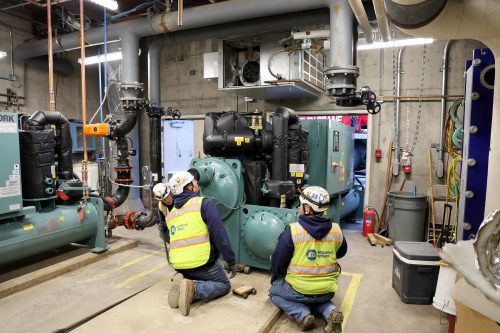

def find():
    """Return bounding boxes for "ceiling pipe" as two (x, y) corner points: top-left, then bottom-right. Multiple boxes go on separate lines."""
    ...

(372, 0), (390, 41)
(437, 40), (451, 179)
(348, 0), (374, 43)
(15, 0), (328, 61)
(383, 0), (500, 213)
(325, 0), (359, 97)
(148, 9), (331, 103)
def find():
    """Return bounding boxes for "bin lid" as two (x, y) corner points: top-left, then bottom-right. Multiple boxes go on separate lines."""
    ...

(394, 241), (439, 261)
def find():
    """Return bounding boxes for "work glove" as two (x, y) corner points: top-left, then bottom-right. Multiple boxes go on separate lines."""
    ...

(227, 265), (237, 279)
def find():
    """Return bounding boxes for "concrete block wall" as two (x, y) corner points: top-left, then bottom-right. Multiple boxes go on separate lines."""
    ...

(139, 36), (485, 213)
(0, 12), (102, 160)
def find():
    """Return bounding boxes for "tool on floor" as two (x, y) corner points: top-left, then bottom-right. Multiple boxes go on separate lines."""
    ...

(232, 285), (257, 299)
(438, 203), (453, 248)
(225, 263), (253, 274)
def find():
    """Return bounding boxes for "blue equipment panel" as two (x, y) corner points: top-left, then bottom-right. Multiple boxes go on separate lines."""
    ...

(69, 121), (96, 153)
(460, 48), (494, 240)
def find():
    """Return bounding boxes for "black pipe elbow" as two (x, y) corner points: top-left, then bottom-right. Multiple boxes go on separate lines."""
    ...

(110, 108), (138, 139)
(273, 106), (299, 125)
(105, 185), (130, 209)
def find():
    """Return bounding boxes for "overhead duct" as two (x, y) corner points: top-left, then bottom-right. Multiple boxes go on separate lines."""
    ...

(148, 9), (331, 104)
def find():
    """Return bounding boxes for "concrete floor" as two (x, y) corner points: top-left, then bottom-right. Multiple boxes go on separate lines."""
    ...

(0, 223), (449, 333)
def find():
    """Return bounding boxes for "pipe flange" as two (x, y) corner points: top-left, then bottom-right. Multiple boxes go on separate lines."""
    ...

(117, 81), (144, 106)
(325, 66), (359, 97)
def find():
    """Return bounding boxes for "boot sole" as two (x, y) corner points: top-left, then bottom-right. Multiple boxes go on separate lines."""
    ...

(179, 279), (190, 316)
(168, 274), (183, 308)
(325, 310), (344, 333)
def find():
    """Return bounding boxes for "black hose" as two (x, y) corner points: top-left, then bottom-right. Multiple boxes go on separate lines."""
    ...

(26, 110), (73, 180)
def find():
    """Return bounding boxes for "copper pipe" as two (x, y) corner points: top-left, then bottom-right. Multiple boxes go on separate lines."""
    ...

(25, 0), (71, 7)
(79, 0), (88, 162)
(47, 0), (55, 111)
(178, 0), (183, 26)
(380, 94), (462, 101)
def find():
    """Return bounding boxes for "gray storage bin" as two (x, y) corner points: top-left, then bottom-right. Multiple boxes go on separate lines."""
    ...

(392, 241), (440, 304)
(387, 191), (428, 242)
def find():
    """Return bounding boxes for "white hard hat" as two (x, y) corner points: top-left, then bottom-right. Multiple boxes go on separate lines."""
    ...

(299, 186), (330, 213)
(169, 171), (194, 195)
(152, 182), (171, 200)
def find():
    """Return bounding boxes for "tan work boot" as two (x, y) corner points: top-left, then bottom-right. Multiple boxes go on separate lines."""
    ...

(298, 314), (315, 331)
(324, 309), (344, 333)
(179, 279), (195, 316)
(168, 273), (184, 308)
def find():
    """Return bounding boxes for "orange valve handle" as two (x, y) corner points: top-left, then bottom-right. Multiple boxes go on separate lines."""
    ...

(83, 123), (110, 137)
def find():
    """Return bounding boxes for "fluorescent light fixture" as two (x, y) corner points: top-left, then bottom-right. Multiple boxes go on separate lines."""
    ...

(357, 38), (435, 51)
(88, 0), (118, 11)
(0, 51), (7, 59)
(78, 51), (122, 65)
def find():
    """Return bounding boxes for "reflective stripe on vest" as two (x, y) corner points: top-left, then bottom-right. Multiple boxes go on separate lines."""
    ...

(166, 197), (210, 269)
(285, 222), (343, 295)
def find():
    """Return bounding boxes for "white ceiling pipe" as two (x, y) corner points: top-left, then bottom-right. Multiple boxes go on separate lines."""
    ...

(292, 30), (330, 40)
(384, 0), (500, 213)
(372, 0), (390, 41)
(348, 0), (374, 43)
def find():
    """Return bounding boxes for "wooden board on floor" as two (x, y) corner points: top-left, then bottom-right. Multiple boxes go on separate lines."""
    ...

(373, 233), (393, 246)
(367, 234), (379, 246)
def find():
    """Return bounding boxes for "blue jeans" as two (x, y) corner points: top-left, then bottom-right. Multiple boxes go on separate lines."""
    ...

(182, 261), (231, 302)
(269, 278), (338, 323)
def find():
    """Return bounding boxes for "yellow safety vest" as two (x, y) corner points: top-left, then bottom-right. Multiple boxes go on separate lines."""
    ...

(285, 222), (343, 295)
(158, 201), (170, 218)
(165, 197), (210, 270)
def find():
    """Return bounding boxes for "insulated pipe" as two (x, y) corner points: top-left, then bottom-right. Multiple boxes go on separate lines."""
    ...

(393, 47), (404, 176)
(372, 0), (390, 41)
(437, 40), (451, 178)
(292, 30), (330, 40)
(348, 0), (374, 43)
(26, 110), (73, 180)
(383, 0), (500, 216)
(15, 0), (327, 61)
(147, 9), (331, 103)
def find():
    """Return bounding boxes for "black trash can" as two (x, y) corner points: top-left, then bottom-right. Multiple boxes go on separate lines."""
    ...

(392, 241), (440, 304)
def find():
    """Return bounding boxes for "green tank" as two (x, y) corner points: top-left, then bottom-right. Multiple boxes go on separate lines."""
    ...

(192, 157), (297, 270)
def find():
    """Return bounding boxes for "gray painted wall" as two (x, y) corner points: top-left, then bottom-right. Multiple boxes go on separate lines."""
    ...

(139, 36), (485, 214)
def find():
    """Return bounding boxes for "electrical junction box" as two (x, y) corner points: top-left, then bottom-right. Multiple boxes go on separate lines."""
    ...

(0, 112), (23, 217)
(217, 33), (326, 100)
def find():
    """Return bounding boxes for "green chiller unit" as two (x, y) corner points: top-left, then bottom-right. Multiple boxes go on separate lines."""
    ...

(0, 111), (106, 267)
(193, 110), (360, 270)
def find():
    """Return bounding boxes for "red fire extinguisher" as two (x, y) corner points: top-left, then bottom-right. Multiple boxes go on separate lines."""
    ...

(362, 207), (377, 237)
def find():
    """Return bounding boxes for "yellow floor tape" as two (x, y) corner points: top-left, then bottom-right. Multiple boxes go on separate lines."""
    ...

(85, 250), (163, 282)
(113, 262), (168, 289)
(339, 271), (363, 331)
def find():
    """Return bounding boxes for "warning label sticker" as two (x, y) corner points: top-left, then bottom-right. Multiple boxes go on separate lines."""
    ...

(0, 122), (17, 133)
(0, 164), (21, 198)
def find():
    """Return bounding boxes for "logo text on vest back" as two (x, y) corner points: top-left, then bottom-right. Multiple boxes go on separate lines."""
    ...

(306, 249), (317, 261)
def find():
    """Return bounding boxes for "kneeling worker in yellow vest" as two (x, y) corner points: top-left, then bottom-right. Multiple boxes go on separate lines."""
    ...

(166, 170), (237, 316)
(269, 186), (347, 333)
(152, 182), (174, 242)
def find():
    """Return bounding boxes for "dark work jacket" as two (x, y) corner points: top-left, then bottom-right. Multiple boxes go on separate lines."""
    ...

(168, 190), (236, 272)
(270, 215), (347, 283)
